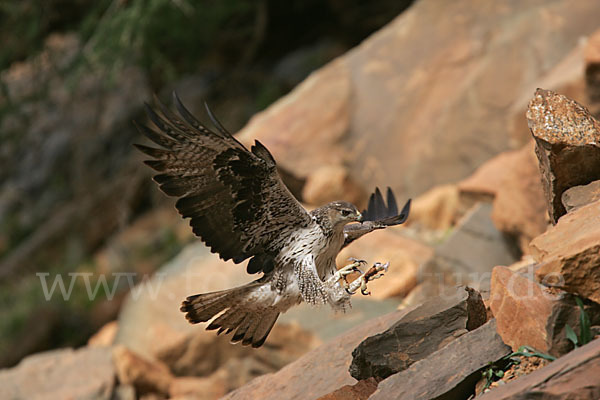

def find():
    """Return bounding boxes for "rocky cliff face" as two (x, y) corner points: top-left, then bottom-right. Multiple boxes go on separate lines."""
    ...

(2, 1), (600, 399)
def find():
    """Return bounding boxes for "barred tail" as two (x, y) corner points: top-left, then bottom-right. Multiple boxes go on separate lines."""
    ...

(180, 282), (280, 348)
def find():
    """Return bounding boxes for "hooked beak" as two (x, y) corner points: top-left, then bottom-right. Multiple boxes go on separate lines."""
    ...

(356, 212), (363, 222)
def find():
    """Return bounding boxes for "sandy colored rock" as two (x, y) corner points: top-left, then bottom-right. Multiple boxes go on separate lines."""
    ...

(337, 229), (433, 299)
(407, 184), (460, 231)
(479, 338), (600, 400)
(115, 243), (254, 360)
(530, 200), (600, 303)
(561, 179), (600, 213)
(112, 345), (173, 396)
(169, 372), (228, 400)
(237, 0), (600, 201)
(0, 347), (115, 400)
(491, 141), (548, 252)
(458, 152), (513, 198)
(527, 89), (600, 223)
(317, 378), (378, 400)
(489, 266), (600, 357)
(88, 320), (119, 347)
(396, 280), (444, 310)
(302, 165), (366, 206)
(458, 141), (547, 253)
(425, 203), (518, 291)
(222, 309), (410, 400)
(156, 321), (320, 378)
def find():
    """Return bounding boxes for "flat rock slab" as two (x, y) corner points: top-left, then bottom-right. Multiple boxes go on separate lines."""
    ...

(479, 338), (600, 400)
(370, 319), (510, 400)
(527, 88), (600, 223)
(425, 202), (518, 290)
(561, 179), (600, 213)
(350, 286), (487, 380)
(222, 309), (411, 400)
(530, 200), (600, 304)
(0, 347), (115, 400)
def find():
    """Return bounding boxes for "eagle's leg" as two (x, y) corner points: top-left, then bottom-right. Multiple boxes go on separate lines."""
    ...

(346, 262), (389, 296)
(328, 258), (366, 289)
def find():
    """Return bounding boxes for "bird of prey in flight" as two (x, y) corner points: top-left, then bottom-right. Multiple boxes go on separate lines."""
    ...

(135, 94), (411, 347)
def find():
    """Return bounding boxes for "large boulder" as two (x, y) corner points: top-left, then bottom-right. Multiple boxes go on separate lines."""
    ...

(237, 0), (600, 201)
(530, 199), (600, 304)
(0, 347), (115, 400)
(527, 89), (600, 223)
(489, 265), (600, 357)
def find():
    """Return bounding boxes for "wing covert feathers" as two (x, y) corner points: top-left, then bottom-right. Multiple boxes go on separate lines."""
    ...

(135, 93), (311, 272)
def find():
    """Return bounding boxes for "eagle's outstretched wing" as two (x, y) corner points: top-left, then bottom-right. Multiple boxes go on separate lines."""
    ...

(135, 93), (312, 273)
(343, 187), (411, 247)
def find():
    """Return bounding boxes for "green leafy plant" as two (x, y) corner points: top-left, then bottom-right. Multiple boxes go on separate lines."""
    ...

(481, 345), (555, 391)
(565, 297), (592, 349)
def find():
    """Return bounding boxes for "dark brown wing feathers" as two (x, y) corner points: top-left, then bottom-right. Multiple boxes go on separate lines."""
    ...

(135, 93), (311, 271)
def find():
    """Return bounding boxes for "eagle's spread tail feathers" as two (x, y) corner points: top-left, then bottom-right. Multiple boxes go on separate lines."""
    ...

(180, 283), (279, 348)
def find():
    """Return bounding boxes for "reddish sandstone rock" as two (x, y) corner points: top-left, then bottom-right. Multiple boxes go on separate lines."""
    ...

(316, 378), (378, 400)
(527, 89), (600, 223)
(530, 200), (600, 303)
(489, 266), (600, 357)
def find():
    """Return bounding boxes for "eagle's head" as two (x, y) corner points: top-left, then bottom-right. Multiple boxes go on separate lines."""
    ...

(326, 201), (362, 226)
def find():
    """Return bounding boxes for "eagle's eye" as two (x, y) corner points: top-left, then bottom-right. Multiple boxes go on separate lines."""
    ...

(341, 209), (352, 217)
